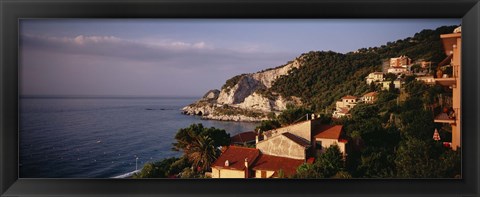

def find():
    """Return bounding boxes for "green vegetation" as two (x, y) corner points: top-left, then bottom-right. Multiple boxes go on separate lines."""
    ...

(135, 124), (230, 178)
(268, 26), (456, 113)
(337, 78), (459, 178)
(292, 145), (346, 178)
(255, 119), (281, 132)
(221, 74), (247, 91)
(213, 105), (265, 118)
(277, 105), (313, 126)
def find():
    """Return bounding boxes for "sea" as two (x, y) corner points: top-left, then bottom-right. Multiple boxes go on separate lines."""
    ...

(19, 96), (258, 178)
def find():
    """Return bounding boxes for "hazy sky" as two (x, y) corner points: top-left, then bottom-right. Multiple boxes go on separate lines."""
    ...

(20, 19), (460, 97)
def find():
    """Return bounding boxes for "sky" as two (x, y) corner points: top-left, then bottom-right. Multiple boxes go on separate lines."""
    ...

(20, 19), (461, 97)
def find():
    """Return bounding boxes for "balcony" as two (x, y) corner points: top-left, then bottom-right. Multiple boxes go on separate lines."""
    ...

(434, 107), (458, 125)
(434, 63), (458, 88)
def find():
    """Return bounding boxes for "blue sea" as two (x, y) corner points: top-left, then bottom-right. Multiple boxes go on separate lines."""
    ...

(19, 96), (257, 178)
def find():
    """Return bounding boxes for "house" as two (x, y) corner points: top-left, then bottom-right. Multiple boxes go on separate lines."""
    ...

(365, 72), (384, 85)
(252, 154), (305, 178)
(256, 132), (310, 160)
(211, 118), (349, 178)
(332, 95), (359, 118)
(211, 145), (306, 178)
(433, 26), (462, 151)
(390, 55), (412, 67)
(332, 107), (350, 119)
(336, 95), (359, 109)
(230, 131), (259, 145)
(211, 146), (259, 178)
(362, 91), (378, 104)
(381, 79), (402, 90)
(387, 66), (408, 75)
(416, 75), (435, 85)
(313, 125), (348, 157)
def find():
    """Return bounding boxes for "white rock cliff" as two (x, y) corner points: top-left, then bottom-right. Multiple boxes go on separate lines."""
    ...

(182, 56), (304, 122)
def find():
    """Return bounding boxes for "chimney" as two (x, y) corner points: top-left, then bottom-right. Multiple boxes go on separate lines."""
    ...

(255, 135), (259, 144)
(244, 158), (249, 178)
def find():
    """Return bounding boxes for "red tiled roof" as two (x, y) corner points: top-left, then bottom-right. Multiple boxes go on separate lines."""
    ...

(363, 91), (378, 97)
(252, 154), (304, 177)
(313, 125), (343, 140)
(342, 95), (358, 100)
(337, 107), (350, 114)
(231, 131), (257, 144)
(212, 146), (259, 171)
(281, 132), (310, 147)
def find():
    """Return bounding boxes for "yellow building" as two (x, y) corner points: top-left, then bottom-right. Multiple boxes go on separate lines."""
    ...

(210, 146), (307, 178)
(433, 26), (461, 150)
(313, 125), (348, 158)
(211, 146), (259, 178)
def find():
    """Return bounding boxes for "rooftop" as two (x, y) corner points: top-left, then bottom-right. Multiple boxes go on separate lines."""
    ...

(231, 131), (258, 144)
(212, 146), (260, 171)
(252, 154), (305, 177)
(281, 132), (310, 147)
(363, 91), (378, 97)
(314, 125), (343, 140)
(342, 95), (358, 100)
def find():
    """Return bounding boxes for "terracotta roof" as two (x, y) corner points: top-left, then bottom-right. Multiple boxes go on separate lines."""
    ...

(342, 95), (358, 100)
(337, 107), (350, 114)
(313, 125), (343, 140)
(363, 91), (378, 97)
(372, 72), (384, 75)
(212, 146), (259, 171)
(231, 131), (257, 144)
(252, 154), (304, 177)
(281, 133), (310, 147)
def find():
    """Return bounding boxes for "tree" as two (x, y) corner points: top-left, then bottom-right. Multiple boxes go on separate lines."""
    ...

(395, 138), (438, 178)
(277, 105), (313, 126)
(133, 157), (179, 178)
(173, 123), (230, 152)
(255, 120), (281, 132)
(292, 163), (319, 178)
(314, 145), (344, 178)
(185, 135), (218, 173)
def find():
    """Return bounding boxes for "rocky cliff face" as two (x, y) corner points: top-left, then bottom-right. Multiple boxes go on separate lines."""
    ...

(182, 56), (304, 122)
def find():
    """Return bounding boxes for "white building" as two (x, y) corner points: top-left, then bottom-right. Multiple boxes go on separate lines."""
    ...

(381, 80), (402, 90)
(365, 72), (384, 85)
(333, 95), (359, 118)
(387, 66), (409, 75)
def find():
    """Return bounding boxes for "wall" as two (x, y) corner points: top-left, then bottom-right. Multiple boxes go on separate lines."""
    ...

(266, 120), (312, 142)
(452, 35), (461, 150)
(254, 170), (275, 178)
(211, 167), (246, 178)
(257, 134), (306, 160)
(315, 138), (346, 156)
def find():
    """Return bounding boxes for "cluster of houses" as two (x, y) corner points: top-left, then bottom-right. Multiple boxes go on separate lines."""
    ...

(211, 118), (348, 178)
(209, 26), (463, 178)
(365, 55), (437, 91)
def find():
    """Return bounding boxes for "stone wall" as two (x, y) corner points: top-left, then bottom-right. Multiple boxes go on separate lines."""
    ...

(256, 134), (306, 160)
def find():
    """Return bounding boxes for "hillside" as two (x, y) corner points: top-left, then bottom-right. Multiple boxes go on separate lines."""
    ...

(182, 25), (457, 121)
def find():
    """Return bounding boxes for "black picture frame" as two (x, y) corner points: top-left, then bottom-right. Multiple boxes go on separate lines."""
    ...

(1, 0), (479, 196)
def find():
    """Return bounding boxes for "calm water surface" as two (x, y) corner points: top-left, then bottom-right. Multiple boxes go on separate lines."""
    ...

(19, 97), (257, 178)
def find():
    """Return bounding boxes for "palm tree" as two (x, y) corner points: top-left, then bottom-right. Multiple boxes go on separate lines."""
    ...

(185, 135), (218, 172)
